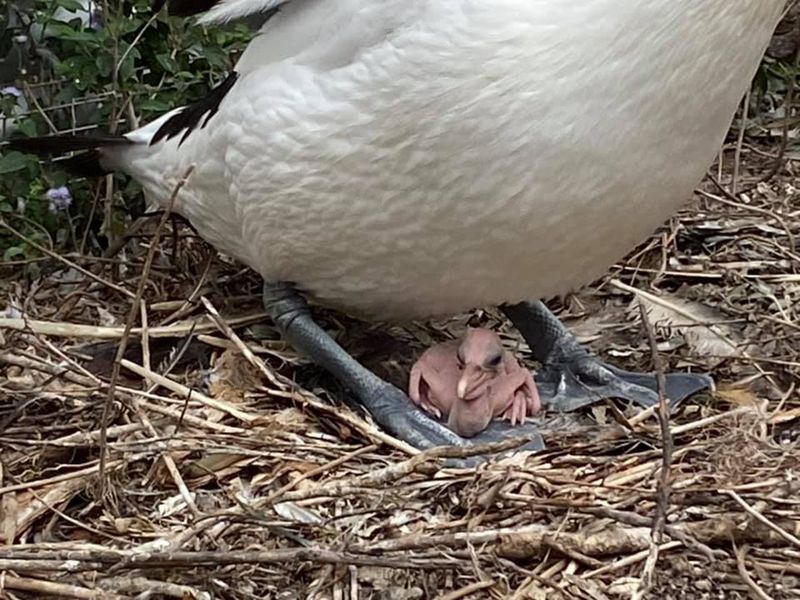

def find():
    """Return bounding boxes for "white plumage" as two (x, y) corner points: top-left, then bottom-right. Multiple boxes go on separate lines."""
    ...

(103, 0), (783, 319)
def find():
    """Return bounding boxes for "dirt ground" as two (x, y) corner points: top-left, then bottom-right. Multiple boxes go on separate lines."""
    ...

(1, 38), (799, 600)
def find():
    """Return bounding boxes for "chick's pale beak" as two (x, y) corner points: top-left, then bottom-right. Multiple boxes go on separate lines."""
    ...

(456, 364), (489, 400)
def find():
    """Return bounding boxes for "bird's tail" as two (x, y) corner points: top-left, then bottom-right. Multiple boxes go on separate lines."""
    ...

(6, 133), (132, 177)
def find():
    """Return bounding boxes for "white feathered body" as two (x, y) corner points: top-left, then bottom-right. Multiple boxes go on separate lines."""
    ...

(111, 0), (784, 319)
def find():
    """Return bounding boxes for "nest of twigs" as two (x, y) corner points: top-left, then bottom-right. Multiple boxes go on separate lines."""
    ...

(1, 72), (800, 600)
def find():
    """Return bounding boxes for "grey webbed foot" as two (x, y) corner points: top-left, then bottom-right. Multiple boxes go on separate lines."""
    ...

(263, 282), (543, 459)
(502, 300), (713, 412)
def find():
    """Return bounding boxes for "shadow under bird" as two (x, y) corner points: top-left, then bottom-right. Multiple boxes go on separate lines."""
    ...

(9, 0), (787, 451)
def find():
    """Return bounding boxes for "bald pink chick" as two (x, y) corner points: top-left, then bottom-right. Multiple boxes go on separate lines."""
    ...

(408, 328), (541, 437)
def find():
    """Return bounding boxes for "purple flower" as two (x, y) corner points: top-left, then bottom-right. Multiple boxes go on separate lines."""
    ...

(1, 86), (21, 98)
(47, 186), (73, 213)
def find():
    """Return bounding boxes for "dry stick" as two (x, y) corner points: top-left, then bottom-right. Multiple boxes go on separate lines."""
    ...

(748, 24), (800, 194)
(0, 559), (107, 572)
(734, 545), (775, 600)
(0, 313), (269, 339)
(36, 337), (107, 392)
(28, 487), (124, 543)
(127, 397), (200, 517)
(349, 565), (359, 600)
(160, 254), (213, 325)
(634, 299), (674, 598)
(273, 437), (534, 504)
(98, 166), (195, 495)
(150, 322), (199, 434)
(724, 489), (800, 549)
(670, 406), (755, 435)
(21, 81), (58, 133)
(433, 581), (496, 600)
(200, 296), (286, 390)
(134, 398), (246, 434)
(565, 505), (716, 561)
(101, 0), (120, 252)
(0, 219), (134, 299)
(0, 458), (129, 495)
(114, 12), (159, 82)
(120, 359), (257, 424)
(0, 548), (454, 572)
(264, 444), (379, 504)
(541, 536), (603, 569)
(275, 387), (421, 457)
(584, 541), (683, 579)
(140, 300), (151, 373)
(21, 421), (146, 448)
(731, 89), (749, 197)
(130, 299), (197, 516)
(0, 351), (98, 388)
(98, 576), (207, 600)
(0, 574), (126, 600)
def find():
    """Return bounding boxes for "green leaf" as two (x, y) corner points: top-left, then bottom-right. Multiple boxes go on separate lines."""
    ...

(3, 245), (27, 262)
(0, 151), (29, 175)
(56, 0), (86, 12)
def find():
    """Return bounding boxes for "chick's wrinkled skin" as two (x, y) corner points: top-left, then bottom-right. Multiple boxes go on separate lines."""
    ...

(409, 328), (540, 437)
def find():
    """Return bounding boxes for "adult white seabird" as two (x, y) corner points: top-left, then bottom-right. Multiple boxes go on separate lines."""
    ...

(10, 0), (786, 450)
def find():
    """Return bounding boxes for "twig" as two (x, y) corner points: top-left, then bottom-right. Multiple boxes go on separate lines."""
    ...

(0, 218), (134, 299)
(273, 437), (535, 504)
(0, 548), (456, 572)
(611, 278), (787, 398)
(0, 574), (126, 600)
(748, 24), (800, 191)
(583, 542), (683, 579)
(120, 358), (257, 424)
(735, 545), (775, 600)
(0, 458), (128, 495)
(0, 313), (268, 339)
(98, 165), (195, 495)
(127, 397), (200, 517)
(200, 296), (286, 390)
(264, 444), (379, 503)
(564, 505), (716, 561)
(98, 575), (210, 600)
(633, 298), (674, 597)
(433, 581), (496, 600)
(725, 489), (800, 549)
(732, 89), (750, 197)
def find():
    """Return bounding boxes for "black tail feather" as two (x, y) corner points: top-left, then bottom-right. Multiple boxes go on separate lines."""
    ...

(6, 133), (131, 177)
(7, 133), (131, 155)
(58, 151), (111, 178)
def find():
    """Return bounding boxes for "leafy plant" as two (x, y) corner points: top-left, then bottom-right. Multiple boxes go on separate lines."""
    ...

(0, 0), (251, 259)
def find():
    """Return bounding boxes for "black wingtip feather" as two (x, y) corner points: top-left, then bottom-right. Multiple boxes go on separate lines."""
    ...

(151, 71), (238, 147)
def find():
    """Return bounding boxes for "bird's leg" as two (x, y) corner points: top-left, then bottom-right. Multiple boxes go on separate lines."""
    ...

(502, 300), (713, 412)
(263, 282), (543, 453)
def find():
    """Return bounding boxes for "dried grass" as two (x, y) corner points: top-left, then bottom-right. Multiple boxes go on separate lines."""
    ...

(1, 63), (799, 600)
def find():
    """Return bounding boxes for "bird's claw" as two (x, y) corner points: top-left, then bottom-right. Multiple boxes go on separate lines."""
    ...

(534, 354), (713, 413)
